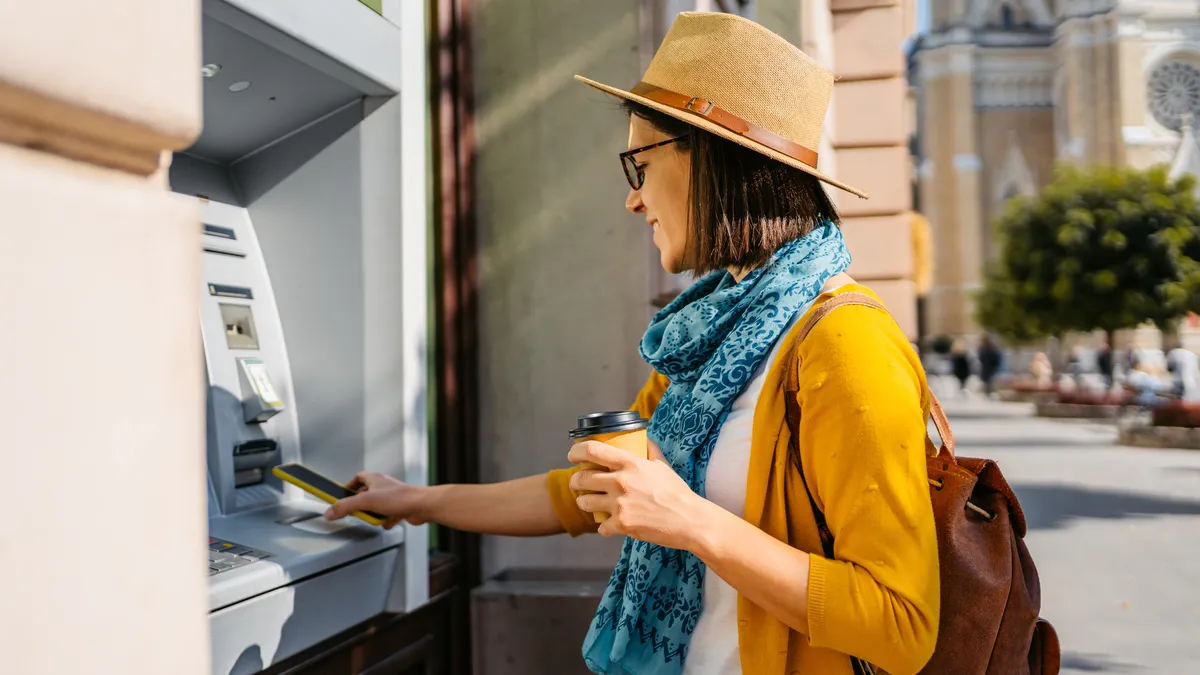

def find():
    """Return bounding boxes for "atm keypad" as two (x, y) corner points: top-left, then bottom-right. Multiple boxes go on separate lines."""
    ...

(208, 537), (271, 576)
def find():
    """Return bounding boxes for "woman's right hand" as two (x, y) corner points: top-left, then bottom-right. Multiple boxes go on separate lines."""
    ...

(324, 472), (428, 530)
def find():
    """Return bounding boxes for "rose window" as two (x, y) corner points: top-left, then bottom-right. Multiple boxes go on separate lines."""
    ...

(1148, 60), (1200, 131)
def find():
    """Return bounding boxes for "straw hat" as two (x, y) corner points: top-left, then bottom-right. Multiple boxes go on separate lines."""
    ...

(576, 12), (866, 199)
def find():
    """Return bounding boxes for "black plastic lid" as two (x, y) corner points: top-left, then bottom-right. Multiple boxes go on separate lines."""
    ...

(569, 411), (649, 439)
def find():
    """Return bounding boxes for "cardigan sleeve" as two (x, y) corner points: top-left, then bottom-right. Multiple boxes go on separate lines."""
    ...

(797, 304), (940, 675)
(545, 369), (670, 537)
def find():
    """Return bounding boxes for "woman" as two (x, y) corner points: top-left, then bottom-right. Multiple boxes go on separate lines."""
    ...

(950, 338), (973, 396)
(327, 12), (939, 675)
(978, 335), (1004, 397)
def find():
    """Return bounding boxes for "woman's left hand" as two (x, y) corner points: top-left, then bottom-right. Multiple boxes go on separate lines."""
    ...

(568, 440), (714, 550)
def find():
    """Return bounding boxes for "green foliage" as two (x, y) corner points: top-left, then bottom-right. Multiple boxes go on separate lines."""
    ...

(977, 163), (1200, 342)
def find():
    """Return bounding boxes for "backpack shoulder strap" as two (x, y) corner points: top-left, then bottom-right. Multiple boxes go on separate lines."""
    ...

(784, 294), (897, 675)
(783, 291), (954, 558)
(785, 292), (954, 456)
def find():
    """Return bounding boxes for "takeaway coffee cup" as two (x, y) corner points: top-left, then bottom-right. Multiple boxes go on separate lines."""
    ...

(569, 411), (650, 523)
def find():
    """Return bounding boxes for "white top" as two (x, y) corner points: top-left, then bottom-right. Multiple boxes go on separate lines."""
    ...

(682, 314), (801, 675)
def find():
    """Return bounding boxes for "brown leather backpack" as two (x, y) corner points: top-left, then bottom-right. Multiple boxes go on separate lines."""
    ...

(784, 293), (1061, 675)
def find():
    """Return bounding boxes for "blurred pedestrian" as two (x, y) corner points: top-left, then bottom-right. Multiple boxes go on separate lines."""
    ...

(1096, 339), (1114, 389)
(951, 339), (972, 396)
(1167, 345), (1200, 402)
(1030, 352), (1053, 386)
(1126, 361), (1171, 407)
(978, 335), (1003, 398)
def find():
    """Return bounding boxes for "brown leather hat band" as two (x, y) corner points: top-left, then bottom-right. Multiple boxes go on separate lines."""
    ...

(630, 81), (819, 169)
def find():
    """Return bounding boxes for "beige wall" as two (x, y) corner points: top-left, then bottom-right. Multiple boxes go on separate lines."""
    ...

(755, 0), (803, 48)
(919, 47), (986, 337)
(831, 0), (918, 337)
(474, 0), (647, 576)
(0, 2), (208, 673)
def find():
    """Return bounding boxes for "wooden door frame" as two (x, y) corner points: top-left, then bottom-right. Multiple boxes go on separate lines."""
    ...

(430, 0), (481, 670)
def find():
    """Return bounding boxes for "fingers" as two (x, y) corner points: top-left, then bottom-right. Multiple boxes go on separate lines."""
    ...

(569, 468), (622, 494)
(574, 492), (615, 517)
(647, 440), (666, 463)
(597, 517), (622, 538)
(346, 471), (385, 492)
(324, 491), (377, 521)
(567, 440), (637, 469)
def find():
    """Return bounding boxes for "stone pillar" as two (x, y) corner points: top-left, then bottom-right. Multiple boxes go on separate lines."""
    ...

(0, 3), (206, 674)
(919, 45), (983, 337)
(1092, 16), (1116, 164)
(829, 0), (919, 338)
(1114, 15), (1146, 167)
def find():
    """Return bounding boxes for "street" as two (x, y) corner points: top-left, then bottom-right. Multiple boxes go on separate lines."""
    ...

(934, 384), (1200, 674)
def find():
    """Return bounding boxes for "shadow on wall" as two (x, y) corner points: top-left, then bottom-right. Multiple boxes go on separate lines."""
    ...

(472, 0), (643, 282)
(1009, 482), (1200, 531)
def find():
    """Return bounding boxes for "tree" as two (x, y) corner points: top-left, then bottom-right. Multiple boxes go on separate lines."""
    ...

(977, 163), (1200, 346)
(975, 266), (1051, 344)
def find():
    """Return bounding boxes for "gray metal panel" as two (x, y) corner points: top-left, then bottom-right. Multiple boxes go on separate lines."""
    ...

(232, 99), (365, 206)
(358, 95), (406, 481)
(247, 126), (367, 482)
(171, 152), (244, 205)
(207, 504), (404, 612)
(191, 12), (364, 164)
(211, 547), (401, 675)
(209, 0), (403, 95)
(470, 569), (613, 675)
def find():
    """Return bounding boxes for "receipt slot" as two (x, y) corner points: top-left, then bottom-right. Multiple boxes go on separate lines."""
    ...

(237, 357), (283, 423)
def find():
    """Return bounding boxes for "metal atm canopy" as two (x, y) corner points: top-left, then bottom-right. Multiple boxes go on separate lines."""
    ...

(175, 0), (403, 205)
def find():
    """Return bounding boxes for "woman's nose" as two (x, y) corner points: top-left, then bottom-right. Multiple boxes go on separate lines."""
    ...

(625, 187), (644, 214)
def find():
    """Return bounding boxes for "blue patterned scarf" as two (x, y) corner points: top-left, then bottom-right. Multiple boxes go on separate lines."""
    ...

(581, 223), (851, 675)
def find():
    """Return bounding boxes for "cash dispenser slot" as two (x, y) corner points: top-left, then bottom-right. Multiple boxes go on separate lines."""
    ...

(233, 439), (279, 487)
(234, 438), (277, 456)
(234, 468), (264, 488)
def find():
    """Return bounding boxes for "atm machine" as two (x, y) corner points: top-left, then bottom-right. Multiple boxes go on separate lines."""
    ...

(171, 1), (431, 673)
(200, 201), (413, 675)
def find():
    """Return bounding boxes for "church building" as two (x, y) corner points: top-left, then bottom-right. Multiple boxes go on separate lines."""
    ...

(910, 0), (1200, 339)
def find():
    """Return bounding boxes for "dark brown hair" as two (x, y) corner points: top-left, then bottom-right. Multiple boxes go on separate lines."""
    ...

(623, 100), (839, 275)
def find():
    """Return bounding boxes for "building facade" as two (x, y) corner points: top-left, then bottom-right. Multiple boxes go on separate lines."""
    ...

(912, 0), (1200, 339)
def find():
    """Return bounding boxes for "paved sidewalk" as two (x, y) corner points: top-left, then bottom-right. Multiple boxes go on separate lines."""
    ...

(934, 387), (1200, 674)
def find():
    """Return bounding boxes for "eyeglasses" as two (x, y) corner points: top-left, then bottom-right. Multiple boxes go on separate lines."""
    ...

(619, 137), (683, 190)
